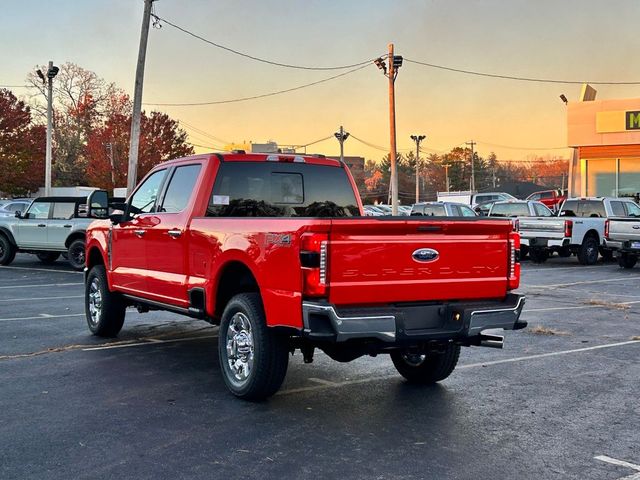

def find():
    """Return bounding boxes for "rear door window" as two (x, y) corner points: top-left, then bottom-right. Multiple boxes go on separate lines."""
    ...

(159, 164), (202, 213)
(207, 162), (359, 217)
(52, 203), (75, 220)
(610, 201), (627, 217)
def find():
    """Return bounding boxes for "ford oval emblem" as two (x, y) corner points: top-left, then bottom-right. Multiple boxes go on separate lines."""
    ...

(412, 248), (439, 263)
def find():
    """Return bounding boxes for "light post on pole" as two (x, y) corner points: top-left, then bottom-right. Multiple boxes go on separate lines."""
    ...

(374, 45), (402, 215)
(37, 62), (59, 196)
(334, 126), (350, 163)
(410, 134), (426, 203)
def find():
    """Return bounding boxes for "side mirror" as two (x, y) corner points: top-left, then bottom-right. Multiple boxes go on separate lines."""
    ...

(87, 190), (109, 219)
(109, 202), (128, 224)
(15, 211), (22, 218)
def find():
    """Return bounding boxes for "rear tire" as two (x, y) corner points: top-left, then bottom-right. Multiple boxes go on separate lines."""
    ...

(578, 235), (599, 265)
(67, 239), (86, 271)
(529, 248), (549, 264)
(85, 265), (126, 337)
(218, 293), (289, 400)
(619, 254), (637, 269)
(36, 252), (60, 264)
(391, 344), (460, 384)
(0, 234), (16, 265)
(557, 246), (572, 258)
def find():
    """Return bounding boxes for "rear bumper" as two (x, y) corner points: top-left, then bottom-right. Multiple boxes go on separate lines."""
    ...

(521, 236), (567, 249)
(301, 293), (526, 345)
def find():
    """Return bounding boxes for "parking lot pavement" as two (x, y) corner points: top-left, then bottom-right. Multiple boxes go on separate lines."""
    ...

(1, 253), (639, 480)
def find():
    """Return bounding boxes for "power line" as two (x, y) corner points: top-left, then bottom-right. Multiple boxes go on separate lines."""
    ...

(405, 58), (640, 85)
(152, 13), (379, 71)
(143, 64), (370, 106)
(178, 120), (230, 144)
(186, 141), (225, 151)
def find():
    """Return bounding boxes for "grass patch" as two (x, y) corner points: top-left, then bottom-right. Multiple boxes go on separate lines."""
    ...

(528, 325), (570, 336)
(587, 299), (630, 311)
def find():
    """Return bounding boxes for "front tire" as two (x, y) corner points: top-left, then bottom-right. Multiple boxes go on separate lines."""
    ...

(67, 239), (86, 271)
(391, 344), (460, 384)
(85, 265), (126, 337)
(0, 235), (16, 265)
(218, 293), (289, 400)
(619, 253), (637, 269)
(36, 252), (60, 264)
(578, 235), (599, 265)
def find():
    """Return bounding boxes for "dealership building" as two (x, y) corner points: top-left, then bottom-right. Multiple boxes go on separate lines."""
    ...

(567, 85), (640, 199)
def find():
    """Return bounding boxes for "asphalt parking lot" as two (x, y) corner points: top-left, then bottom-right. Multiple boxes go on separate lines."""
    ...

(1, 253), (639, 480)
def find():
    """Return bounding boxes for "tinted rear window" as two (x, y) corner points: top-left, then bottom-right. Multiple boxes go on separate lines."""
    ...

(491, 203), (530, 217)
(206, 162), (359, 217)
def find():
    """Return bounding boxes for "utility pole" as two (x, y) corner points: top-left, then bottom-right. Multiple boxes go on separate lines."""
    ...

(410, 134), (426, 203)
(443, 164), (450, 192)
(373, 46), (402, 213)
(37, 62), (59, 196)
(334, 126), (350, 163)
(466, 140), (476, 192)
(106, 142), (116, 187)
(127, 0), (155, 195)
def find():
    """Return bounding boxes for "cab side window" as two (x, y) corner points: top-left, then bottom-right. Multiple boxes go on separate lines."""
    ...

(27, 201), (51, 219)
(159, 165), (202, 213)
(129, 169), (167, 215)
(533, 202), (553, 217)
(459, 205), (476, 217)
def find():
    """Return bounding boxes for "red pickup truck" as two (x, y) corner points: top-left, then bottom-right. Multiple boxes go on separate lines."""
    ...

(84, 152), (525, 400)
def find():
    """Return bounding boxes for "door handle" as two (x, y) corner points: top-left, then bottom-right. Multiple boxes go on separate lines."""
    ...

(38, 224), (46, 228)
(63, 224), (72, 228)
(134, 229), (146, 237)
(167, 229), (182, 238)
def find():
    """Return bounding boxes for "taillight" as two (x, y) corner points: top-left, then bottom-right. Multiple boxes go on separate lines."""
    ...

(564, 220), (573, 238)
(508, 233), (520, 290)
(300, 233), (328, 297)
(604, 219), (610, 240)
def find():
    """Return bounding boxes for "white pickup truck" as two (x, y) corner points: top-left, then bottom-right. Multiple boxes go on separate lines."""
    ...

(518, 197), (638, 265)
(604, 201), (640, 269)
(0, 191), (108, 270)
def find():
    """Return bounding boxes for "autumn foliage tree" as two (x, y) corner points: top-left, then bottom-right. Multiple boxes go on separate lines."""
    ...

(0, 89), (45, 195)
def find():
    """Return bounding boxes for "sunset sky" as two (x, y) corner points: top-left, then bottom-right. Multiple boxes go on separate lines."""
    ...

(3, 0), (640, 162)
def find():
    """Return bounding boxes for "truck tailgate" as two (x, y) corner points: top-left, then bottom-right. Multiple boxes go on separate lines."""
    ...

(327, 219), (514, 305)
(519, 218), (565, 239)
(609, 218), (640, 242)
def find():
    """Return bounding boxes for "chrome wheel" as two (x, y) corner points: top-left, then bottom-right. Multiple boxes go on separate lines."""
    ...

(225, 312), (255, 384)
(88, 277), (102, 326)
(401, 351), (426, 367)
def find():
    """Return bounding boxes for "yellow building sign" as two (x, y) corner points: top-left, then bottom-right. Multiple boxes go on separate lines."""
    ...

(596, 110), (640, 133)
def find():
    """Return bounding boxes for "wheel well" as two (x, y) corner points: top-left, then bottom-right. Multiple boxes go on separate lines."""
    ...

(87, 247), (105, 270)
(214, 262), (259, 320)
(0, 228), (16, 246)
(585, 230), (600, 243)
(65, 231), (86, 248)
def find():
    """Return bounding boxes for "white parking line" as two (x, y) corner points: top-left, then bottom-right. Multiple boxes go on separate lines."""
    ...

(0, 265), (82, 274)
(523, 300), (640, 313)
(277, 340), (640, 395)
(595, 455), (640, 472)
(523, 265), (603, 273)
(0, 313), (85, 322)
(0, 282), (83, 290)
(0, 295), (84, 303)
(527, 277), (640, 289)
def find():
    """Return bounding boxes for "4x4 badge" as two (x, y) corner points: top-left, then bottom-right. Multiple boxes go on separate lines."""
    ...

(412, 248), (439, 263)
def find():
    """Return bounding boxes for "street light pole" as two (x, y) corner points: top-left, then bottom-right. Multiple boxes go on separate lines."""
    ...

(410, 134), (426, 203)
(443, 164), (450, 192)
(38, 61), (59, 196)
(334, 125), (350, 163)
(127, 0), (155, 195)
(388, 44), (398, 215)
